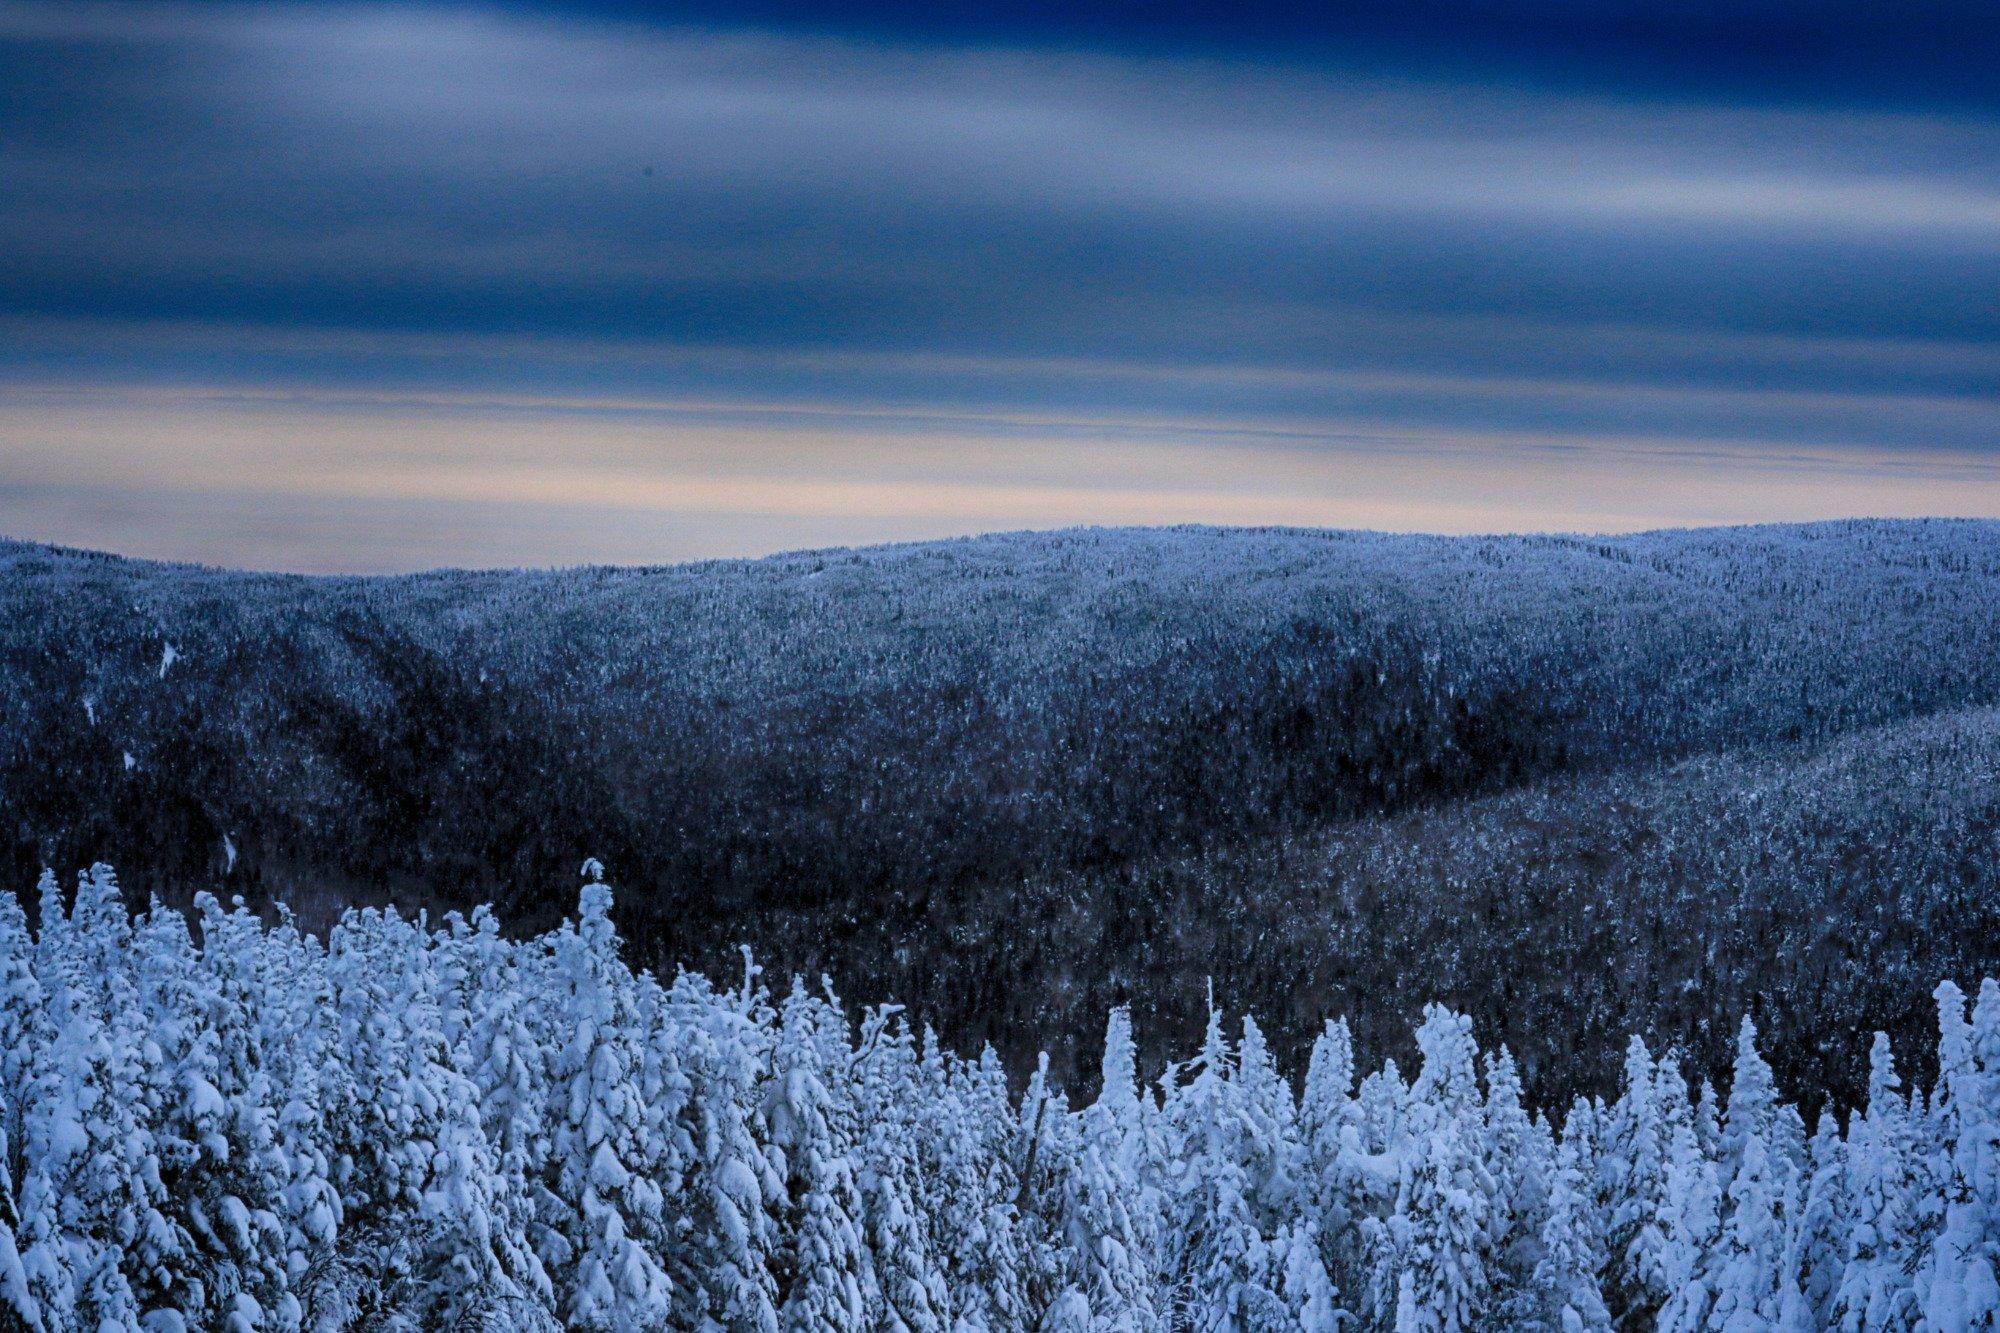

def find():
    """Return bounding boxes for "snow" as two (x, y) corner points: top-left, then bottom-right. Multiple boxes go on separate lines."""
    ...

(0, 865), (1997, 1329)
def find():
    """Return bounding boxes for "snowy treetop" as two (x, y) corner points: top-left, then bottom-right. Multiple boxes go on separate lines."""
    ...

(2, 862), (1998, 1329)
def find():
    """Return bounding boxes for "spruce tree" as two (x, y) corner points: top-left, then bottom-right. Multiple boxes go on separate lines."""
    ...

(766, 985), (874, 1331)
(1531, 1113), (1611, 1333)
(1830, 1033), (1921, 1330)
(545, 875), (674, 1330)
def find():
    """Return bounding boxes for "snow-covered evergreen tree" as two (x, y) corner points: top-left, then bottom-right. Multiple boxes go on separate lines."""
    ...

(1369, 1005), (1496, 1332)
(846, 1007), (947, 1332)
(1298, 1015), (1373, 1319)
(1918, 979), (2000, 1328)
(544, 873), (673, 1331)
(1481, 1046), (1551, 1316)
(1830, 1032), (1922, 1330)
(766, 984), (874, 1330)
(1705, 1132), (1787, 1328)
(1532, 1107), (1611, 1332)
(254, 907), (343, 1325)
(6, 862), (2000, 1333)
(1161, 1003), (1291, 1330)
(1784, 1109), (1850, 1329)
(1654, 1119), (1721, 1333)
(1601, 1035), (1673, 1324)
(0, 889), (43, 1333)
(661, 961), (785, 1332)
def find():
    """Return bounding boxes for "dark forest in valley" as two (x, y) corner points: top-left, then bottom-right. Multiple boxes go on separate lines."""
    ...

(8, 518), (2000, 1109)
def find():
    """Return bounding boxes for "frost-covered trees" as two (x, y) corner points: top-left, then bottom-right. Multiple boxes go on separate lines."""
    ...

(546, 874), (674, 1330)
(766, 986), (874, 1330)
(8, 862), (2000, 1329)
(0, 890), (43, 1332)
(1369, 1006), (1497, 1332)
(1531, 1119), (1610, 1332)
(26, 521), (2000, 1127)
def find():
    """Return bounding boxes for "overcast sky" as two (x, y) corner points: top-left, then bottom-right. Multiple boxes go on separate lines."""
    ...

(3, 0), (1997, 570)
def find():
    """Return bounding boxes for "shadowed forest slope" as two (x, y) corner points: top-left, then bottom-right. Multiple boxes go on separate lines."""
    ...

(7, 519), (2000, 1105)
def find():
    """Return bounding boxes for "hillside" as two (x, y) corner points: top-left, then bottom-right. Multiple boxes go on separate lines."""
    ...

(7, 519), (2000, 1104)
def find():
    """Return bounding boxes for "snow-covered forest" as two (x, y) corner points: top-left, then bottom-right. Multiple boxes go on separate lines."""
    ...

(3, 863), (1999, 1332)
(12, 521), (2000, 1107)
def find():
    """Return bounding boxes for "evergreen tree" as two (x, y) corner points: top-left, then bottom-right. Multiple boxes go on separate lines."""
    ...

(1918, 979), (2000, 1328)
(1705, 1133), (1786, 1329)
(766, 985), (874, 1331)
(1481, 1046), (1551, 1314)
(1532, 1111), (1611, 1333)
(1654, 1120), (1721, 1333)
(0, 1122), (40, 1333)
(133, 896), (248, 1327)
(1161, 1003), (1288, 1330)
(1830, 1033), (1921, 1330)
(1372, 1006), (1496, 1333)
(1298, 1016), (1370, 1317)
(0, 890), (44, 1333)
(459, 905), (561, 1317)
(1078, 1008), (1165, 1326)
(254, 907), (343, 1326)
(847, 1008), (946, 1333)
(1601, 1035), (1673, 1323)
(1721, 1017), (1780, 1193)
(660, 959), (789, 1331)
(545, 874), (674, 1331)
(15, 951), (148, 1327)
(1784, 1110), (1849, 1329)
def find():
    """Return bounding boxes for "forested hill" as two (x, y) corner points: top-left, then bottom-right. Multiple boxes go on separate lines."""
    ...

(8, 519), (2000, 1106)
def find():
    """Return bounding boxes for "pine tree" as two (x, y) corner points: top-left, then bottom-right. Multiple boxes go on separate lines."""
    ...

(1161, 1003), (1288, 1330)
(133, 896), (246, 1327)
(1654, 1120), (1720, 1333)
(1721, 1017), (1780, 1194)
(254, 907), (343, 1326)
(15, 947), (147, 1327)
(544, 875), (674, 1331)
(935, 1043), (1030, 1329)
(1481, 1046), (1551, 1315)
(1601, 1035), (1672, 1323)
(1918, 979), (2000, 1328)
(766, 985), (874, 1331)
(665, 964), (786, 1332)
(0, 891), (44, 1333)
(16, 866), (177, 1330)
(1783, 1110), (1849, 1329)
(1830, 1033), (1921, 1330)
(1372, 1005), (1495, 1333)
(459, 905), (560, 1320)
(1076, 1007), (1164, 1327)
(1298, 1016), (1369, 1317)
(0, 889), (42, 1192)
(844, 1007), (946, 1333)
(0, 1120), (40, 1333)
(1705, 1133), (1786, 1329)
(1532, 1112), (1611, 1333)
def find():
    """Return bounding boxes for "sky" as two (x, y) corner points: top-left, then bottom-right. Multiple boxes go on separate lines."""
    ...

(1, 0), (1997, 571)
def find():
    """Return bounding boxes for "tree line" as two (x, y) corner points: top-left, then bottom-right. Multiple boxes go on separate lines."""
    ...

(4, 864), (2000, 1330)
(12, 522), (2000, 1108)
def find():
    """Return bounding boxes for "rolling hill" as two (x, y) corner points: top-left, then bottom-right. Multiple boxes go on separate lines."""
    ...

(7, 519), (2000, 1105)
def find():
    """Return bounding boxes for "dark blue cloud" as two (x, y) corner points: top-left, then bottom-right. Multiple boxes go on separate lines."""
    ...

(509, 0), (2000, 112)
(1, 0), (1996, 490)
